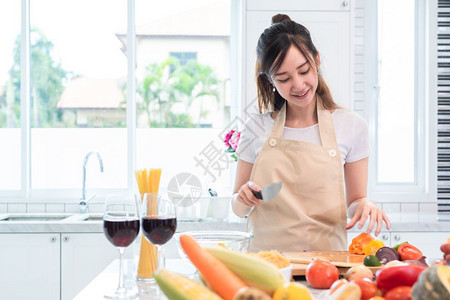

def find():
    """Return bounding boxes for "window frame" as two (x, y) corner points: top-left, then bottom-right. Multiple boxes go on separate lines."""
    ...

(365, 0), (437, 202)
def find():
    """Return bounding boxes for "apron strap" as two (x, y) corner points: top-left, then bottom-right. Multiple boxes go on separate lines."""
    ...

(317, 100), (339, 149)
(271, 104), (286, 138)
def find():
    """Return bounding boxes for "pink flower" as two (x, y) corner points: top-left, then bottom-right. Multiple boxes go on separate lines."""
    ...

(224, 130), (241, 150)
(224, 129), (241, 161)
(224, 130), (235, 147)
(229, 131), (241, 151)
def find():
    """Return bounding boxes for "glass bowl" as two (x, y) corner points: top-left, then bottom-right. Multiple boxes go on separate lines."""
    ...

(174, 230), (253, 261)
(280, 264), (293, 282)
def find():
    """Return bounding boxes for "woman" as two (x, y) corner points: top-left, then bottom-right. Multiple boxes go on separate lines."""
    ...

(232, 14), (390, 252)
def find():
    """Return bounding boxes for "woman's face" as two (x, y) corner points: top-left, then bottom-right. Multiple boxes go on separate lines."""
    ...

(271, 45), (319, 110)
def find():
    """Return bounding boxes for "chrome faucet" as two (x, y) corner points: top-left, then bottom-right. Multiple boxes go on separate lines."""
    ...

(80, 151), (104, 213)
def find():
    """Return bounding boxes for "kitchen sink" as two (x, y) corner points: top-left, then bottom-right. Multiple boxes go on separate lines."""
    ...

(0, 213), (73, 221)
(0, 212), (105, 222)
(81, 213), (104, 221)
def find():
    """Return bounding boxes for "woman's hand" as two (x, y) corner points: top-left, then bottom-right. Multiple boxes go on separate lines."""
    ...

(236, 181), (263, 207)
(345, 198), (391, 236)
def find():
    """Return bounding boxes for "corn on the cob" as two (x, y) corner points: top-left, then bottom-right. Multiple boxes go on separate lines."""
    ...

(154, 269), (222, 300)
(204, 246), (285, 294)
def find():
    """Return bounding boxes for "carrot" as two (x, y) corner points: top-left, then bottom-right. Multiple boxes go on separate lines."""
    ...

(179, 234), (248, 300)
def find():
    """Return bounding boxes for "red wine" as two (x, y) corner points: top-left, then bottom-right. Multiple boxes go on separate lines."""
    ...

(142, 216), (177, 245)
(103, 218), (140, 248)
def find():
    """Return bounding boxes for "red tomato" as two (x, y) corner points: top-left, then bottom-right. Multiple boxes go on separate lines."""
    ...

(305, 260), (339, 289)
(384, 286), (412, 300)
(352, 278), (379, 300)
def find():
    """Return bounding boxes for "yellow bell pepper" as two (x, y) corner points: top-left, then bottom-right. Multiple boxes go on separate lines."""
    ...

(363, 240), (385, 256)
(273, 282), (313, 300)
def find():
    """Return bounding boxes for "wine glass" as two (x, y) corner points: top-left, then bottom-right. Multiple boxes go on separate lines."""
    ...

(141, 193), (177, 273)
(103, 194), (140, 299)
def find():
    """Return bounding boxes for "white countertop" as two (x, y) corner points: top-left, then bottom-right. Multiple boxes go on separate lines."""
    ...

(0, 213), (449, 233)
(74, 259), (330, 300)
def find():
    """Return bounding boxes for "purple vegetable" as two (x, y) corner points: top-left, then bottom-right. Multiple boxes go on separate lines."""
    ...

(376, 246), (400, 264)
(404, 256), (428, 267)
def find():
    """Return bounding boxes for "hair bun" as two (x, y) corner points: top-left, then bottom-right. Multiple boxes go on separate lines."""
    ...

(271, 14), (291, 25)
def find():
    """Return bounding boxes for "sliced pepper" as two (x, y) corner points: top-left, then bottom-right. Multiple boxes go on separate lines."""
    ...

(393, 241), (408, 251)
(375, 264), (426, 293)
(349, 233), (374, 255)
(363, 240), (385, 256)
(397, 243), (423, 261)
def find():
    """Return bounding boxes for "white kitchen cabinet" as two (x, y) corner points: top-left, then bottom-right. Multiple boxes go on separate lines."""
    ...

(61, 233), (121, 300)
(0, 233), (60, 300)
(348, 231), (449, 260)
(389, 232), (449, 261)
(0, 232), (132, 300)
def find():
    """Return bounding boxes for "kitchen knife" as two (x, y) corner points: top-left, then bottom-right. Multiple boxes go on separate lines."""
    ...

(251, 181), (282, 202)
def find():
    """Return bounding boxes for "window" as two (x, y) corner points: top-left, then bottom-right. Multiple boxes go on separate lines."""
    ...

(135, 0), (233, 196)
(367, 0), (434, 201)
(0, 1), (21, 192)
(29, 0), (128, 194)
(0, 0), (235, 201)
(170, 52), (197, 64)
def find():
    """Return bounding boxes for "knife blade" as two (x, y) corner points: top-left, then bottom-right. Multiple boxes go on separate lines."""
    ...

(251, 181), (282, 202)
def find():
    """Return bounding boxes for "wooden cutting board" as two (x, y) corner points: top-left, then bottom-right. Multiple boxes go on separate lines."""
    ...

(282, 251), (383, 276)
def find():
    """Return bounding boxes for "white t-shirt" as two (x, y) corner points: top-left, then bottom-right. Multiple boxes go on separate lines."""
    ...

(236, 109), (369, 165)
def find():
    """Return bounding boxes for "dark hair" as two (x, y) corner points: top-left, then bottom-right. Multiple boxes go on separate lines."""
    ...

(255, 14), (336, 113)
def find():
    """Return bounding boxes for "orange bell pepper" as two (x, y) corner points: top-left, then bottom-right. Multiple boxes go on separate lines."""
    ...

(349, 233), (374, 255)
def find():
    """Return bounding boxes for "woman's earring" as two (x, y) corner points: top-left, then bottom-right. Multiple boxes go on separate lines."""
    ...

(272, 86), (276, 92)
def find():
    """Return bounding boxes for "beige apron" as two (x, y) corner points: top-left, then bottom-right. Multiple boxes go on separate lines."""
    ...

(247, 100), (347, 252)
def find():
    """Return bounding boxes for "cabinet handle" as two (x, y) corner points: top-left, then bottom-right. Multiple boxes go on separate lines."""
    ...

(63, 236), (70, 242)
(343, 0), (349, 6)
(394, 235), (401, 241)
(382, 234), (389, 241)
(50, 236), (57, 243)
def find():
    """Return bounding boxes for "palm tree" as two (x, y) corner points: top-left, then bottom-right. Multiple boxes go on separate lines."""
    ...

(137, 57), (221, 128)
(172, 60), (220, 125)
(137, 57), (179, 127)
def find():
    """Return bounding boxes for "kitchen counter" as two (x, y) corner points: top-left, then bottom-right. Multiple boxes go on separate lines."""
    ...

(0, 212), (449, 233)
(74, 259), (330, 300)
(0, 213), (247, 233)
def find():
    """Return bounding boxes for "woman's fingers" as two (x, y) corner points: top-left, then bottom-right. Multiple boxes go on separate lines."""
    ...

(243, 187), (261, 206)
(366, 207), (377, 233)
(346, 201), (390, 235)
(441, 243), (450, 256)
(358, 205), (370, 229)
(445, 253), (450, 263)
(382, 211), (391, 230)
(237, 182), (262, 207)
(373, 208), (385, 236)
